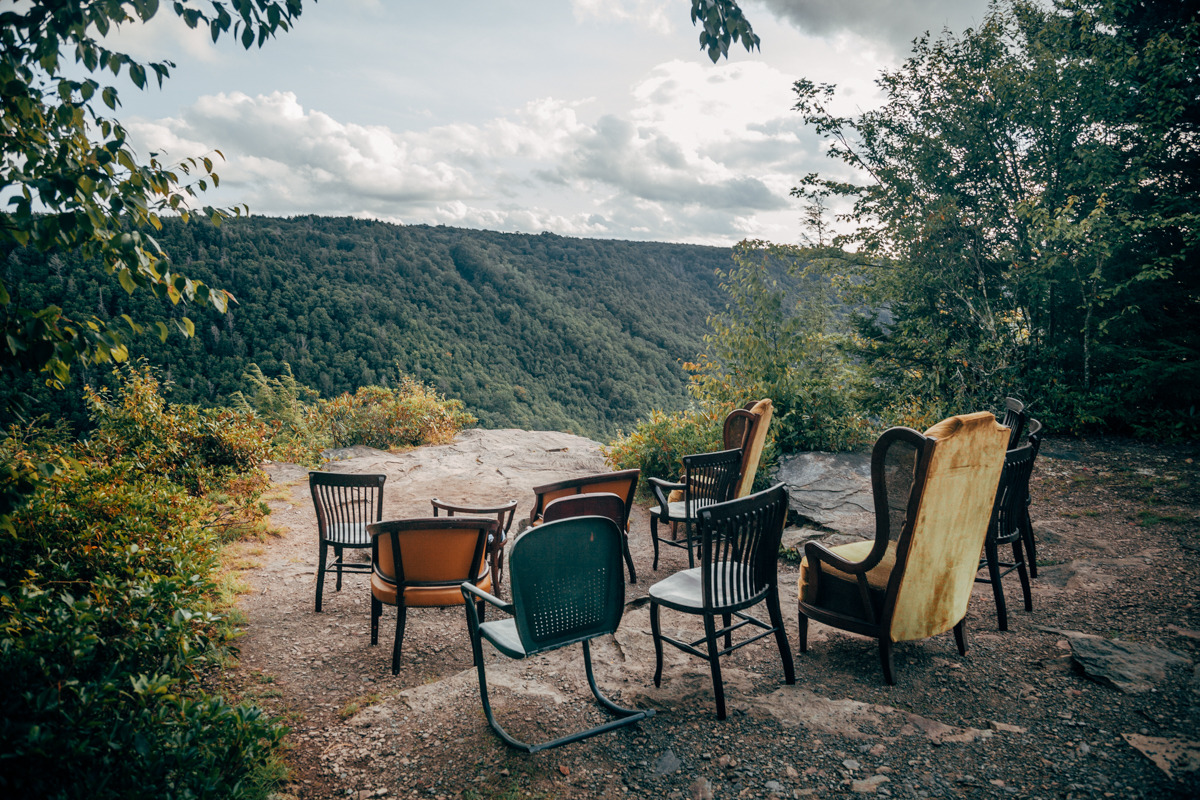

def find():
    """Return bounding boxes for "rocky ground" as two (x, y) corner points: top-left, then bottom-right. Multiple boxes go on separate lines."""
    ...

(208, 429), (1200, 800)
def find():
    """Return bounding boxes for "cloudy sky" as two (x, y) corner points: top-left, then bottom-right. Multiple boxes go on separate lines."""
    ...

(109, 0), (990, 245)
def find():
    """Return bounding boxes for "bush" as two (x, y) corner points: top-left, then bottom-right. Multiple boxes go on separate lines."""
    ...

(314, 376), (476, 451)
(0, 372), (286, 798)
(603, 407), (725, 491)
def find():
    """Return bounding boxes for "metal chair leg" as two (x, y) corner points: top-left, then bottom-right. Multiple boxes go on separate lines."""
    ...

(879, 638), (895, 685)
(651, 516), (661, 571)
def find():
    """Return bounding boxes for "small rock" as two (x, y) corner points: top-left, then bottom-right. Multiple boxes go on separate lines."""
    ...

(1079, 744), (1091, 755)
(690, 777), (714, 800)
(786, 765), (800, 779)
(851, 775), (890, 793)
(843, 759), (862, 771)
(558, 765), (570, 777)
(869, 743), (886, 756)
(1070, 637), (1192, 693)
(701, 753), (713, 761)
(765, 781), (784, 792)
(990, 779), (1005, 788)
(876, 767), (892, 774)
(718, 755), (732, 769)
(989, 721), (1028, 734)
(655, 750), (683, 776)
(499, 769), (510, 777)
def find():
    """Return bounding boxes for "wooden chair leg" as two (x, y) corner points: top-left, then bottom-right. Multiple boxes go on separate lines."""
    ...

(722, 612), (732, 650)
(984, 537), (1009, 631)
(622, 532), (637, 584)
(650, 602), (664, 688)
(651, 517), (661, 572)
(767, 589), (795, 684)
(953, 618), (968, 655)
(879, 638), (895, 685)
(334, 544), (344, 592)
(370, 596), (381, 645)
(797, 610), (809, 653)
(1013, 538), (1033, 611)
(684, 522), (695, 569)
(391, 605), (408, 675)
(315, 541), (328, 612)
(703, 613), (727, 720)
(1022, 506), (1038, 578)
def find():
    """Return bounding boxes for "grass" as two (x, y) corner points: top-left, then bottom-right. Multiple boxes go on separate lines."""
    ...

(339, 692), (383, 719)
(1137, 510), (1192, 527)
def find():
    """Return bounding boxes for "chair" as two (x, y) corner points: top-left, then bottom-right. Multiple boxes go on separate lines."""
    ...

(368, 517), (495, 675)
(1022, 418), (1044, 577)
(649, 448), (742, 571)
(528, 469), (640, 583)
(975, 442), (1036, 630)
(648, 485), (795, 720)
(543, 492), (625, 529)
(727, 399), (774, 498)
(431, 498), (518, 594)
(1000, 397), (1028, 450)
(309, 471), (386, 612)
(797, 412), (1009, 684)
(462, 516), (655, 753)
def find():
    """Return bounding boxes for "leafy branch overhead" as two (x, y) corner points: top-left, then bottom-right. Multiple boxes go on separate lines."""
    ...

(691, 0), (760, 62)
(0, 1), (308, 391)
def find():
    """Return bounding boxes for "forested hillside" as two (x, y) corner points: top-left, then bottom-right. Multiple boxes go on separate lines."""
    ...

(3, 216), (740, 438)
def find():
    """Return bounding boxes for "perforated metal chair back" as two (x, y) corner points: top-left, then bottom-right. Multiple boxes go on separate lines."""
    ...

(310, 472), (386, 546)
(507, 516), (626, 655)
(696, 485), (789, 611)
(684, 447), (743, 517)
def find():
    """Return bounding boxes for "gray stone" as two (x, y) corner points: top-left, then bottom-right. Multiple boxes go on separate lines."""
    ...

(655, 749), (683, 775)
(764, 780), (784, 792)
(780, 526), (825, 553)
(776, 451), (874, 534)
(1069, 637), (1192, 693)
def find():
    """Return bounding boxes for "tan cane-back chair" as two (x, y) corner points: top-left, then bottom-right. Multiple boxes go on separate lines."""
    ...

(797, 412), (1009, 684)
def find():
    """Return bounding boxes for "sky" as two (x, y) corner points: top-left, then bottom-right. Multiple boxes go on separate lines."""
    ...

(107, 0), (992, 246)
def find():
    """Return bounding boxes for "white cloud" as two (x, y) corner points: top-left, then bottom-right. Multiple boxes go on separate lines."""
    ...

(753, 0), (991, 54)
(126, 58), (852, 244)
(571, 0), (674, 35)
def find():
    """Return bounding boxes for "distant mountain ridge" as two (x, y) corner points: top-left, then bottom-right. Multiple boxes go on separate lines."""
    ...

(5, 216), (742, 438)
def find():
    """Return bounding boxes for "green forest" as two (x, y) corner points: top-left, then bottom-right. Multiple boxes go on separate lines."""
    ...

(3, 217), (742, 439)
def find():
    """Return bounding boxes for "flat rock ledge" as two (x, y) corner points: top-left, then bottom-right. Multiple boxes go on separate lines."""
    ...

(1068, 636), (1193, 693)
(775, 451), (874, 536)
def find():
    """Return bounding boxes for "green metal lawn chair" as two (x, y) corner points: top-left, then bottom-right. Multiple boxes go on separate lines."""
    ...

(461, 516), (655, 753)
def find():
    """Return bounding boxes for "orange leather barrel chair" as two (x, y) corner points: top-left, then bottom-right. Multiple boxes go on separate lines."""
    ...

(367, 517), (495, 675)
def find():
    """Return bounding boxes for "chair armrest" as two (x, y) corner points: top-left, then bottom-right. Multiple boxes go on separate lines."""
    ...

(802, 540), (886, 575)
(647, 477), (684, 515)
(460, 581), (514, 616)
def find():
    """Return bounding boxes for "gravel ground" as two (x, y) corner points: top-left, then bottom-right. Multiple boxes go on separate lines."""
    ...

(206, 434), (1200, 800)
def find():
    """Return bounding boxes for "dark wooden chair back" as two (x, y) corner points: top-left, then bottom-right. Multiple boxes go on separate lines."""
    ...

(310, 471), (386, 546)
(697, 484), (790, 611)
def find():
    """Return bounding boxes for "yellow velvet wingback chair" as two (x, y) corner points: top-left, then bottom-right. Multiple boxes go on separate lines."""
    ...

(721, 399), (774, 498)
(796, 411), (1009, 684)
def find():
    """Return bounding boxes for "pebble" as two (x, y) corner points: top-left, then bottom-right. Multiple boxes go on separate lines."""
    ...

(843, 759), (862, 771)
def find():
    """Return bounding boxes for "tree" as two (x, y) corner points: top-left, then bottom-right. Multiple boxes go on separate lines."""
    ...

(793, 0), (1199, 434)
(1, 1), (308, 397)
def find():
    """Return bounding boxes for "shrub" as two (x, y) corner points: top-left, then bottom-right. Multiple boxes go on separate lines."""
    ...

(0, 374), (286, 798)
(315, 376), (477, 451)
(603, 407), (725, 492)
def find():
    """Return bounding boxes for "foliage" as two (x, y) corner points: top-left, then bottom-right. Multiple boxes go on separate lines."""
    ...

(690, 0), (760, 62)
(0, 370), (287, 798)
(317, 376), (476, 451)
(792, 0), (1200, 438)
(686, 241), (873, 453)
(231, 362), (326, 465)
(84, 362), (273, 500)
(2, 218), (752, 440)
(0, 0), (306, 393)
(603, 406), (725, 489)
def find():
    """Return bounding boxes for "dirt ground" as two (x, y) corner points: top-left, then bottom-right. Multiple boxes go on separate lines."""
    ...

(209, 432), (1200, 800)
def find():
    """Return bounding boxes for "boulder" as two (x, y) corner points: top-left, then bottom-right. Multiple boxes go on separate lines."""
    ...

(1069, 637), (1192, 693)
(775, 451), (874, 535)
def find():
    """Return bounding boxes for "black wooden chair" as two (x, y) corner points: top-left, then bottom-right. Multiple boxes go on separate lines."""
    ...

(1022, 418), (1043, 576)
(431, 497), (518, 594)
(1000, 397), (1028, 450)
(462, 516), (654, 752)
(310, 471), (386, 612)
(648, 448), (743, 571)
(975, 442), (1036, 630)
(648, 485), (795, 720)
